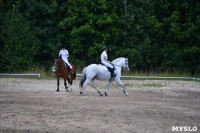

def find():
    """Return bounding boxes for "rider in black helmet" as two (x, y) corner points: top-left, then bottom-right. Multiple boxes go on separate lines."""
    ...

(101, 46), (116, 81)
(59, 45), (73, 74)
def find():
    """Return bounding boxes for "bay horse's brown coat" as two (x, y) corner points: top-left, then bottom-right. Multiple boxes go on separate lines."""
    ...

(54, 57), (76, 92)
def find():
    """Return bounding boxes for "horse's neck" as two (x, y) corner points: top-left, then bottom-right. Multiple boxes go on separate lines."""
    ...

(112, 58), (125, 76)
(112, 58), (125, 67)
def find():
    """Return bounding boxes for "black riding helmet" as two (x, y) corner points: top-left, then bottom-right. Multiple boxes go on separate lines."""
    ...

(102, 46), (108, 51)
(61, 44), (66, 48)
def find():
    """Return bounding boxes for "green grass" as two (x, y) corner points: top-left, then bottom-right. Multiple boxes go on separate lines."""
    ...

(121, 70), (199, 81)
(138, 83), (166, 88)
(121, 70), (194, 77)
(112, 82), (166, 88)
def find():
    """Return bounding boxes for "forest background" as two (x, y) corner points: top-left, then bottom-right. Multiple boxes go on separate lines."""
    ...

(0, 0), (200, 76)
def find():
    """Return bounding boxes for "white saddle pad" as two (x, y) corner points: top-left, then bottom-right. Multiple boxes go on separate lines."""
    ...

(98, 64), (108, 71)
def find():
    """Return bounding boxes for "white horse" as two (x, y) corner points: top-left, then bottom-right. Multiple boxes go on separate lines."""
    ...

(79, 57), (130, 96)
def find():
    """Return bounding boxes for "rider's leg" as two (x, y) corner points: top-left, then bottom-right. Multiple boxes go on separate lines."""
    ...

(103, 62), (116, 80)
(67, 65), (73, 74)
(110, 68), (116, 78)
(63, 58), (73, 74)
(107, 67), (116, 81)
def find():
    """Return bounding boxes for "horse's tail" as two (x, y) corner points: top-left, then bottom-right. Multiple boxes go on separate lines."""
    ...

(79, 67), (87, 88)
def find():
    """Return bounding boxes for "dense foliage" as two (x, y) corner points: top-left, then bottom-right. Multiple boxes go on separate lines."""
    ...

(0, 0), (199, 75)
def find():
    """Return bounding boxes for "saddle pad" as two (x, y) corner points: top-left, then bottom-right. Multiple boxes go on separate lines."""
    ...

(98, 64), (108, 71)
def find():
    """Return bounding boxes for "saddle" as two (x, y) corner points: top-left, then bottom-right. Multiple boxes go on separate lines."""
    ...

(99, 63), (116, 81)
(98, 64), (108, 71)
(62, 60), (73, 74)
(99, 63), (115, 72)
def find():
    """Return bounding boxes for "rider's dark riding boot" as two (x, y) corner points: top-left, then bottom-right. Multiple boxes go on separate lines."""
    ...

(110, 68), (116, 81)
(67, 65), (73, 74)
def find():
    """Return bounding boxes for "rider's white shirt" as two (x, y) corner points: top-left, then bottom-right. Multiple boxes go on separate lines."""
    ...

(59, 50), (68, 60)
(59, 49), (72, 68)
(101, 51), (113, 68)
(101, 51), (107, 64)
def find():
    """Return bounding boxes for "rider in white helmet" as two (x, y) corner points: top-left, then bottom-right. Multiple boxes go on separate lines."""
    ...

(101, 46), (116, 81)
(59, 45), (73, 74)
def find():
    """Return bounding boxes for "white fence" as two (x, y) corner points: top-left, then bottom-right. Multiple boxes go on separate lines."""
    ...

(0, 73), (199, 81)
(0, 73), (40, 78)
(76, 74), (200, 81)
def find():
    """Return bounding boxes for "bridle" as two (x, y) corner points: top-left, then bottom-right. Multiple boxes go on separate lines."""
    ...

(111, 63), (121, 68)
(123, 58), (129, 72)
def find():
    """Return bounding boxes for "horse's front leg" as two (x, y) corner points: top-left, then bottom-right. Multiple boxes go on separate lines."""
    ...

(64, 78), (68, 92)
(105, 81), (112, 96)
(115, 78), (128, 96)
(67, 78), (72, 92)
(91, 79), (103, 96)
(56, 77), (60, 92)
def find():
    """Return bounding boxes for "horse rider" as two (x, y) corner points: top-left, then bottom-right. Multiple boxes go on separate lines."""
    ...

(59, 45), (73, 74)
(101, 46), (116, 81)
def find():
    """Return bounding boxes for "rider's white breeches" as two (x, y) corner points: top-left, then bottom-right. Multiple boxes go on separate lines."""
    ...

(62, 58), (72, 68)
(102, 62), (113, 68)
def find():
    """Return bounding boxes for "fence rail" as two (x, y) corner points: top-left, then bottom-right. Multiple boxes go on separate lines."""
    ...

(0, 73), (199, 81)
(0, 73), (40, 78)
(76, 74), (200, 81)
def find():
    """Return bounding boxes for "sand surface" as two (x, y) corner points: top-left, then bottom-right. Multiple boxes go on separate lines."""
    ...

(0, 78), (200, 133)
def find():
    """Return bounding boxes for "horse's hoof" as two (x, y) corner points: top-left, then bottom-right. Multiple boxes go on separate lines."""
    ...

(124, 91), (128, 96)
(105, 92), (108, 96)
(56, 90), (59, 92)
(98, 91), (103, 96)
(99, 92), (103, 96)
(80, 92), (83, 96)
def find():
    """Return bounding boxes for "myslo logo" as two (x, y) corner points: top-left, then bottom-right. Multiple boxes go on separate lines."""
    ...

(172, 126), (198, 132)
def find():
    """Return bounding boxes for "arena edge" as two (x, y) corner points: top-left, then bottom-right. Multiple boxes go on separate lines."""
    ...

(172, 126), (198, 132)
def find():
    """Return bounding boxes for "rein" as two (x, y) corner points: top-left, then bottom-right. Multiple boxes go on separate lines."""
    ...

(111, 63), (122, 68)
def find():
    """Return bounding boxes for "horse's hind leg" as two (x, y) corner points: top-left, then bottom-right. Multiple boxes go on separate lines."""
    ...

(91, 79), (103, 96)
(80, 78), (91, 95)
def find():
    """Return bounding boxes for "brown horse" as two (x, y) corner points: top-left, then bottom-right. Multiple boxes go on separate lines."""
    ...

(54, 56), (76, 92)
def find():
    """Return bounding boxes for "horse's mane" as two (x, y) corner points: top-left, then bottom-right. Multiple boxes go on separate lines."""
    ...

(112, 57), (125, 64)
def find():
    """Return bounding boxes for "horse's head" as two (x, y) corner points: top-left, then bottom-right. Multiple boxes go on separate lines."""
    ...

(54, 56), (62, 72)
(122, 58), (130, 72)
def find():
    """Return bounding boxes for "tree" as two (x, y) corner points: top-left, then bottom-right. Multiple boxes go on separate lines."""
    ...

(59, 0), (121, 66)
(0, 5), (38, 72)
